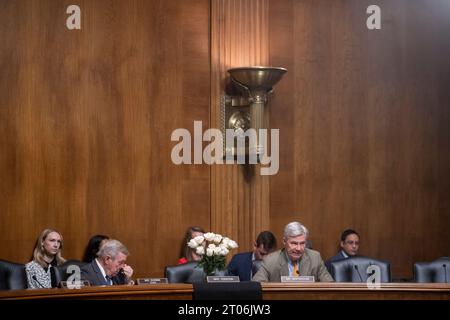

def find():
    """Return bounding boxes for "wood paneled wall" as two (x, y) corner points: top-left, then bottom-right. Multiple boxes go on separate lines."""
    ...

(210, 0), (271, 252)
(1, 0), (449, 280)
(0, 0), (210, 277)
(269, 0), (450, 278)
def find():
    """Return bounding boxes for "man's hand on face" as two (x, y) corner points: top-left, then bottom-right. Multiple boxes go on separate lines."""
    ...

(122, 265), (133, 279)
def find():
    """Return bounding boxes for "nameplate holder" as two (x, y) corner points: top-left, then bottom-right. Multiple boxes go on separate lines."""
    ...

(281, 276), (315, 283)
(60, 280), (91, 289)
(206, 276), (240, 283)
(136, 278), (168, 285)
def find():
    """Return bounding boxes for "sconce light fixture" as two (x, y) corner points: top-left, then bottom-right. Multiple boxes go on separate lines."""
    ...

(221, 66), (287, 162)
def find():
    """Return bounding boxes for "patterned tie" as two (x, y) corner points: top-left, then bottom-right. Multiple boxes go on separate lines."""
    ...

(293, 261), (299, 277)
(252, 260), (262, 277)
(105, 275), (113, 285)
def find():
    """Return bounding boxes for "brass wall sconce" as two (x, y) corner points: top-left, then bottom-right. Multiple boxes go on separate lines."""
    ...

(221, 66), (287, 162)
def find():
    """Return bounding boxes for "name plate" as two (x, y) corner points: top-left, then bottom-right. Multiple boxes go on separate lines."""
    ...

(281, 276), (315, 283)
(206, 276), (240, 283)
(60, 280), (91, 289)
(136, 278), (168, 285)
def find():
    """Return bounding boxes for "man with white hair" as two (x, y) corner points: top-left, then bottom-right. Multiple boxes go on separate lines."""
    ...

(252, 222), (333, 282)
(81, 239), (134, 286)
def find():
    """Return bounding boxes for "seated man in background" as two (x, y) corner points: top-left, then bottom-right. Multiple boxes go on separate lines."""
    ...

(227, 231), (277, 281)
(252, 221), (333, 282)
(325, 229), (360, 273)
(81, 239), (134, 286)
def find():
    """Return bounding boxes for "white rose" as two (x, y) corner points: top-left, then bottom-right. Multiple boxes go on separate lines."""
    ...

(227, 240), (238, 249)
(213, 247), (222, 255)
(193, 235), (205, 245)
(213, 234), (223, 244)
(206, 247), (214, 257)
(204, 232), (215, 242)
(187, 239), (198, 249)
(220, 247), (229, 256)
(196, 246), (205, 255)
(208, 243), (216, 249)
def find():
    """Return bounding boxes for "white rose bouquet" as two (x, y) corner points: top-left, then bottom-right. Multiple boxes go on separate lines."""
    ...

(187, 232), (238, 276)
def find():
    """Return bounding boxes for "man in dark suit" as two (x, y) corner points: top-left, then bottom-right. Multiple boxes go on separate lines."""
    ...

(227, 231), (277, 281)
(253, 222), (333, 282)
(81, 239), (134, 286)
(325, 229), (360, 273)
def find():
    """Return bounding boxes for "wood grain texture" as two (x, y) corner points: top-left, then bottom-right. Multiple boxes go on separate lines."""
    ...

(268, 0), (450, 278)
(0, 283), (449, 300)
(0, 0), (449, 281)
(0, 0), (210, 277)
(210, 0), (271, 253)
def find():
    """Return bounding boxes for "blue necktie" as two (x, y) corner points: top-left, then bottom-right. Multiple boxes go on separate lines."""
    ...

(105, 275), (112, 285)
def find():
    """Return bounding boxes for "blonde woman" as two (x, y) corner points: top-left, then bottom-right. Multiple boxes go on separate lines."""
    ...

(25, 228), (66, 289)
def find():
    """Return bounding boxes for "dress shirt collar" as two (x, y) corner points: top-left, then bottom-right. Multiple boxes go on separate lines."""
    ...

(95, 258), (108, 279)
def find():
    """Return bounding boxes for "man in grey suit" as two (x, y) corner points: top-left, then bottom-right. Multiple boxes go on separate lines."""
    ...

(252, 221), (333, 282)
(81, 239), (134, 286)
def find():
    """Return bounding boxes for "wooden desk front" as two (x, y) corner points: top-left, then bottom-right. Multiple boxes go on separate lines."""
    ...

(0, 283), (449, 300)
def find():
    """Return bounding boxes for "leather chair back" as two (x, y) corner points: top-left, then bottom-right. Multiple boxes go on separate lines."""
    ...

(165, 261), (199, 283)
(331, 256), (391, 283)
(0, 259), (27, 290)
(414, 257), (450, 283)
(53, 260), (86, 287)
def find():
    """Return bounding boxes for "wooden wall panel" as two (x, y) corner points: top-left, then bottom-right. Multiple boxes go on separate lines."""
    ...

(269, 0), (450, 278)
(1, 0), (448, 282)
(210, 0), (271, 253)
(0, 0), (210, 277)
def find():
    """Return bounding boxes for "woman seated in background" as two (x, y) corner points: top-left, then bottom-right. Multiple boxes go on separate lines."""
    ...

(178, 226), (205, 264)
(25, 228), (66, 289)
(82, 234), (110, 263)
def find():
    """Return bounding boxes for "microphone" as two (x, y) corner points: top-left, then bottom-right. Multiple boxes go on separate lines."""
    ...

(354, 265), (364, 282)
(443, 264), (447, 283)
(32, 275), (46, 288)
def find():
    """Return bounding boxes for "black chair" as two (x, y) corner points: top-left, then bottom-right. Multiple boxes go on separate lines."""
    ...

(165, 261), (200, 283)
(0, 259), (27, 290)
(331, 256), (391, 283)
(414, 257), (450, 283)
(53, 260), (86, 287)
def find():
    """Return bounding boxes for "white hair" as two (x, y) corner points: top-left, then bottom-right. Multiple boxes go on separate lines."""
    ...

(284, 221), (309, 239)
(97, 239), (129, 259)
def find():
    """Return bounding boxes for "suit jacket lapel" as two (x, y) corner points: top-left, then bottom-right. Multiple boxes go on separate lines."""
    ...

(279, 250), (290, 277)
(91, 260), (108, 285)
(300, 251), (311, 276)
(244, 252), (252, 281)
